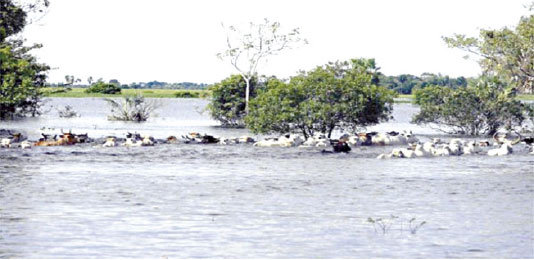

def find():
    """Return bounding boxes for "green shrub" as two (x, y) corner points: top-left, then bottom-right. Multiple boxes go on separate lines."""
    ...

(199, 91), (211, 98)
(85, 82), (121, 94)
(174, 91), (200, 98)
(246, 58), (396, 138)
(49, 87), (70, 94)
(412, 76), (533, 135)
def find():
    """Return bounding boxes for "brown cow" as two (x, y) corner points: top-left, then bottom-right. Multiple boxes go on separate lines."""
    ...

(35, 133), (77, 146)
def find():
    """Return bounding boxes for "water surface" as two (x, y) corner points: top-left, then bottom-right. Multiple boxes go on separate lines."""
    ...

(0, 98), (532, 258)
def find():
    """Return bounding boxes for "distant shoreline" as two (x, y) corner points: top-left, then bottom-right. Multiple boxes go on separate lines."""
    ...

(42, 88), (209, 98)
(41, 88), (534, 101)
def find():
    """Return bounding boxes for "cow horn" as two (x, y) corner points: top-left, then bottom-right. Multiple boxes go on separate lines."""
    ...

(511, 131), (522, 145)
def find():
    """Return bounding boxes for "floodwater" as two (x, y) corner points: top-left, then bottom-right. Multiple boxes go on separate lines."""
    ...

(0, 98), (533, 258)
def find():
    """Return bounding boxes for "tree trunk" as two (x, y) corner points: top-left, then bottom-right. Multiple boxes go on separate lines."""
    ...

(245, 77), (250, 114)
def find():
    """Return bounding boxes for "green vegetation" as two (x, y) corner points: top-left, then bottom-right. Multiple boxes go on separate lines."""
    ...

(0, 0), (49, 119)
(398, 94), (534, 101)
(174, 90), (200, 98)
(518, 94), (534, 100)
(443, 12), (533, 93)
(413, 77), (533, 135)
(246, 58), (396, 138)
(85, 81), (121, 94)
(41, 88), (209, 98)
(413, 8), (534, 136)
(207, 75), (259, 127)
(124, 81), (208, 90)
(378, 73), (469, 94)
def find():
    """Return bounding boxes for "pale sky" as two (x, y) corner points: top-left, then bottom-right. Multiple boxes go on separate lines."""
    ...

(22, 0), (531, 85)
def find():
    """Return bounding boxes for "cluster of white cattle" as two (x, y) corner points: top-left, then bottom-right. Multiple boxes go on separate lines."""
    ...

(102, 136), (155, 147)
(252, 131), (419, 148)
(1, 137), (32, 149)
(1, 128), (532, 157)
(377, 135), (533, 159)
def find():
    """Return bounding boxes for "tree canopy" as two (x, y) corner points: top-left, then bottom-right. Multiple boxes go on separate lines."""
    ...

(0, 0), (49, 119)
(412, 77), (533, 135)
(207, 74), (259, 127)
(246, 58), (396, 138)
(443, 12), (534, 93)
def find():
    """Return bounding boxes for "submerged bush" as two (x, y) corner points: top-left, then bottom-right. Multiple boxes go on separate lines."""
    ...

(207, 75), (258, 127)
(412, 77), (533, 135)
(175, 90), (200, 98)
(85, 81), (121, 94)
(57, 105), (78, 118)
(246, 58), (396, 138)
(105, 95), (158, 122)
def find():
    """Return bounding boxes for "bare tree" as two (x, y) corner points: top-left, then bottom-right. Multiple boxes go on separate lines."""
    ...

(64, 75), (80, 86)
(13, 0), (50, 24)
(217, 18), (307, 112)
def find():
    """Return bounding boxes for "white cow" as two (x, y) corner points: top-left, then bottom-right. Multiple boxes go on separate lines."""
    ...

(20, 140), (32, 149)
(102, 137), (117, 147)
(1, 138), (11, 148)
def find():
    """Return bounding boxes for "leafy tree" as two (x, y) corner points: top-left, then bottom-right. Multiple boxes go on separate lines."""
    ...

(246, 58), (396, 138)
(443, 11), (534, 93)
(109, 79), (120, 86)
(85, 81), (121, 94)
(412, 77), (533, 135)
(0, 0), (49, 119)
(207, 74), (258, 127)
(217, 18), (306, 112)
(0, 0), (26, 42)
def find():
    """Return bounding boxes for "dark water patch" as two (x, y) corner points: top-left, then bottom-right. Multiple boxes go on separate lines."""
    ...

(206, 213), (226, 217)
(1, 217), (25, 222)
(117, 190), (135, 196)
(467, 249), (484, 252)
(0, 155), (20, 161)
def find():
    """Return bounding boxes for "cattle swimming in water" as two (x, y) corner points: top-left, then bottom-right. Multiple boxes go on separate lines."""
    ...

(333, 141), (351, 153)
(321, 140), (351, 154)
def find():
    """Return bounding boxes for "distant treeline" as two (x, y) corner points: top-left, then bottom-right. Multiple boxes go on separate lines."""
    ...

(377, 73), (469, 94)
(49, 73), (468, 94)
(48, 80), (209, 90)
(126, 81), (209, 90)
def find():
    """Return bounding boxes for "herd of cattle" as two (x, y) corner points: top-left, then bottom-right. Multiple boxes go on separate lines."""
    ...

(1, 129), (533, 158)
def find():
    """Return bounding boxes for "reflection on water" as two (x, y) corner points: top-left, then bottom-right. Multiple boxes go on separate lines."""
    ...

(0, 98), (533, 258)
